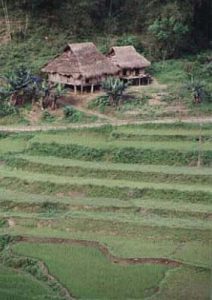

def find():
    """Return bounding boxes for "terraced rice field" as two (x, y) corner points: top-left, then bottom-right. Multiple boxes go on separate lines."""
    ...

(0, 123), (211, 299)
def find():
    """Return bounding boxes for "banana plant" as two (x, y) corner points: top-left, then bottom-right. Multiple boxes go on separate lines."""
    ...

(185, 77), (206, 104)
(51, 83), (67, 110)
(0, 66), (40, 105)
(102, 77), (128, 106)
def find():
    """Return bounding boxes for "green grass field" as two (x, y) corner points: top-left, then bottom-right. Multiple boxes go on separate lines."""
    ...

(13, 243), (169, 299)
(0, 123), (211, 299)
(0, 264), (55, 300)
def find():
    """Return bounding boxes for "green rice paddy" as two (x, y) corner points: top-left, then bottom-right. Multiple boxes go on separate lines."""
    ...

(0, 123), (211, 299)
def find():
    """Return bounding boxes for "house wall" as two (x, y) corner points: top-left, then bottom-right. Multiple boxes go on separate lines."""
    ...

(120, 68), (146, 77)
(48, 74), (73, 85)
(48, 73), (116, 87)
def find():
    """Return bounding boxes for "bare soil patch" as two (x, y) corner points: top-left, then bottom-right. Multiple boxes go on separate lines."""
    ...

(8, 218), (16, 228)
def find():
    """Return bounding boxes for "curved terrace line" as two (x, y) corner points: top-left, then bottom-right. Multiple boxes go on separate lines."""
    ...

(17, 236), (184, 268)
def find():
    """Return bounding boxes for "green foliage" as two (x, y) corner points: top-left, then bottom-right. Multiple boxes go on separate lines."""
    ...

(63, 105), (76, 118)
(0, 0), (211, 79)
(0, 66), (40, 105)
(102, 77), (128, 106)
(50, 83), (67, 110)
(184, 79), (208, 104)
(0, 219), (6, 228)
(88, 96), (110, 112)
(0, 102), (18, 117)
(54, 83), (66, 98)
(3, 66), (33, 91)
(22, 0), (60, 11)
(203, 62), (212, 77)
(29, 141), (212, 167)
(120, 94), (150, 112)
(149, 17), (189, 58)
(0, 235), (15, 251)
(63, 105), (84, 123)
(41, 111), (55, 122)
(181, 61), (212, 104)
(116, 35), (144, 52)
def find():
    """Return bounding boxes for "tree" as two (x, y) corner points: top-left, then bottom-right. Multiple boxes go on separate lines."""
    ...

(50, 83), (66, 110)
(0, 66), (40, 105)
(184, 78), (207, 104)
(102, 77), (128, 106)
(148, 17), (189, 59)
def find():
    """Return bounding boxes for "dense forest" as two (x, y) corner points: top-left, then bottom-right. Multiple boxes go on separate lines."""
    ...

(1, 0), (211, 61)
(0, 0), (211, 108)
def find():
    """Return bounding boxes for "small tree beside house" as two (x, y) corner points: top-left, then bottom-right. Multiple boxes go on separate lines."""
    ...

(102, 77), (128, 107)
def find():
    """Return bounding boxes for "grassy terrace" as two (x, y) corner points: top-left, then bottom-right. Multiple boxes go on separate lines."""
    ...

(114, 126), (212, 135)
(0, 136), (28, 155)
(25, 127), (212, 166)
(113, 126), (212, 141)
(12, 155), (212, 175)
(1, 163), (212, 193)
(0, 123), (211, 299)
(13, 243), (169, 300)
(0, 264), (56, 300)
(30, 131), (212, 151)
(1, 188), (212, 214)
(5, 155), (212, 185)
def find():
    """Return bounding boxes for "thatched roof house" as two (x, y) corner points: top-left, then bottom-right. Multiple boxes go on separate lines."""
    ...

(42, 42), (119, 93)
(107, 46), (151, 85)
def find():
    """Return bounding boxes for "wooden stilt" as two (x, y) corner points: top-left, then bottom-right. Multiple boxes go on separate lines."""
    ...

(81, 85), (83, 94)
(91, 84), (94, 93)
(74, 85), (77, 94)
(139, 78), (141, 86)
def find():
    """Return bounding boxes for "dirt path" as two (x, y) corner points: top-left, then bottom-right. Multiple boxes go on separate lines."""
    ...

(18, 236), (183, 268)
(0, 117), (212, 133)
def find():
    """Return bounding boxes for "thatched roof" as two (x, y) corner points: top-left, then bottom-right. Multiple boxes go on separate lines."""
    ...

(108, 46), (151, 69)
(42, 42), (119, 79)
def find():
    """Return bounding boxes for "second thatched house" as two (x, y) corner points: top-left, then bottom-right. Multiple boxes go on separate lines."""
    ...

(107, 46), (151, 85)
(42, 42), (119, 93)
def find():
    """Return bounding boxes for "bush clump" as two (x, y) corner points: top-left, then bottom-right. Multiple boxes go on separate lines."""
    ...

(0, 103), (18, 117)
(41, 111), (55, 122)
(63, 105), (84, 122)
(29, 142), (212, 167)
(116, 35), (144, 53)
(88, 96), (110, 112)
(0, 235), (15, 251)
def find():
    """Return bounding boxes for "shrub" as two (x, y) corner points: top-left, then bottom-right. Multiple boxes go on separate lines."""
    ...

(0, 66), (41, 106)
(102, 77), (128, 107)
(0, 219), (6, 228)
(0, 235), (14, 251)
(63, 105), (84, 122)
(88, 96), (110, 112)
(183, 79), (211, 104)
(116, 35), (144, 53)
(0, 103), (18, 117)
(41, 110), (55, 122)
(203, 62), (212, 77)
